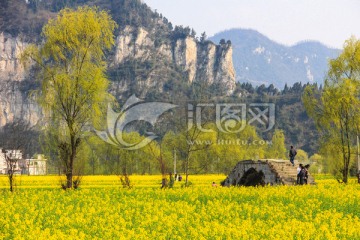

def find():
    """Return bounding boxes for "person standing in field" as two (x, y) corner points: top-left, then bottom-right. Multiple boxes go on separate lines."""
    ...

(303, 164), (310, 185)
(299, 165), (306, 185)
(297, 164), (303, 184)
(161, 177), (168, 189)
(289, 145), (297, 166)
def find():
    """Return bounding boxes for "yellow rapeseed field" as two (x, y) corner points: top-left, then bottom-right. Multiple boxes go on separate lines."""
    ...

(0, 175), (359, 239)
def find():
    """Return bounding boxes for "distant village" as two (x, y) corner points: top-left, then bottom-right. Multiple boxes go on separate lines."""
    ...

(0, 148), (47, 175)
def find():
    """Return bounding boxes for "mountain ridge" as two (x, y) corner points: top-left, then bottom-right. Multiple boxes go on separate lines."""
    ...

(211, 28), (339, 51)
(210, 28), (341, 89)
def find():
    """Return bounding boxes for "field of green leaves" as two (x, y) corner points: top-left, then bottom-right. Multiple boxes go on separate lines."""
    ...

(0, 175), (359, 239)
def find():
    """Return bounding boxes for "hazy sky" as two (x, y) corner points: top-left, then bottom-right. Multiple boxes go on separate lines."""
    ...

(143, 0), (360, 49)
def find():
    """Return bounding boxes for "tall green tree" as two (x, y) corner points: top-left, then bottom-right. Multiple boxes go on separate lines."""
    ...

(295, 149), (309, 162)
(303, 36), (360, 183)
(266, 129), (286, 159)
(23, 6), (117, 189)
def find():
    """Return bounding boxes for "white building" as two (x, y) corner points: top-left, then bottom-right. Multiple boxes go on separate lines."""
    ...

(0, 149), (6, 174)
(0, 149), (22, 174)
(25, 155), (47, 175)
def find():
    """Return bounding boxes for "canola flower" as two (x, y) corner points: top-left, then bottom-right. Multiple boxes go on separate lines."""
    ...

(0, 175), (359, 239)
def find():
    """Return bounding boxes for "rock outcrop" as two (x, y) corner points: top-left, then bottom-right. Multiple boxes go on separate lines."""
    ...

(0, 33), (28, 81)
(0, 33), (39, 127)
(0, 25), (236, 127)
(113, 26), (236, 92)
(0, 80), (40, 127)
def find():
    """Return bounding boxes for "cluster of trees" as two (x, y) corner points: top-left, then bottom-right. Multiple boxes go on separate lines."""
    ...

(0, 0), (52, 39)
(0, 120), (40, 157)
(231, 81), (321, 155)
(43, 122), (288, 180)
(235, 81), (315, 97)
(112, 76), (321, 158)
(0, 119), (41, 192)
(171, 25), (197, 40)
(304, 37), (360, 183)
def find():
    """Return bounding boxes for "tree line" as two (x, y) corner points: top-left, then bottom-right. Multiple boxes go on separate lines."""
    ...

(303, 37), (360, 183)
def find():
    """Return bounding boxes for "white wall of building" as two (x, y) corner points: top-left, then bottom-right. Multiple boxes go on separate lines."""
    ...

(26, 155), (47, 175)
(0, 149), (22, 174)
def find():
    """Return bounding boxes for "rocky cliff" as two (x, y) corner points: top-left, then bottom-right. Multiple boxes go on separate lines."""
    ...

(0, 80), (40, 127)
(0, 0), (236, 127)
(0, 25), (236, 127)
(0, 33), (28, 81)
(0, 32), (41, 127)
(112, 26), (235, 94)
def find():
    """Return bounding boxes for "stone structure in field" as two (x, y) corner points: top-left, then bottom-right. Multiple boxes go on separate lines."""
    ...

(222, 159), (315, 186)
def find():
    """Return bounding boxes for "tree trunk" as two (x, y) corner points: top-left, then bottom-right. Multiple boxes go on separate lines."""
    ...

(185, 156), (189, 186)
(339, 117), (350, 184)
(65, 133), (78, 189)
(9, 174), (13, 192)
(66, 172), (73, 189)
(342, 117), (351, 183)
(66, 150), (75, 189)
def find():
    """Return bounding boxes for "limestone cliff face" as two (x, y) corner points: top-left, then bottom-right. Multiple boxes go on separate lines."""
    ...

(0, 33), (39, 127)
(173, 37), (197, 83)
(113, 26), (236, 93)
(0, 33), (28, 82)
(0, 81), (41, 127)
(215, 44), (236, 91)
(0, 26), (236, 126)
(114, 26), (157, 63)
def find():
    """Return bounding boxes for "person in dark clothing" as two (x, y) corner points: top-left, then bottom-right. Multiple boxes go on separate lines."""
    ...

(304, 164), (310, 185)
(299, 166), (306, 185)
(161, 178), (168, 189)
(289, 146), (297, 166)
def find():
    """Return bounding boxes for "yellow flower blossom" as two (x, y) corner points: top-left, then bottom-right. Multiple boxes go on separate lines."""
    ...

(0, 175), (359, 239)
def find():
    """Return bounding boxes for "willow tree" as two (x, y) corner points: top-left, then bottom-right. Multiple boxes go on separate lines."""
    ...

(303, 37), (360, 183)
(23, 7), (117, 189)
